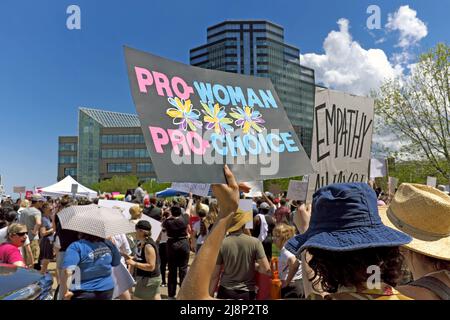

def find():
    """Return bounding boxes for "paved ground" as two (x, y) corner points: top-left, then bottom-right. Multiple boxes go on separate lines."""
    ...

(48, 252), (196, 300)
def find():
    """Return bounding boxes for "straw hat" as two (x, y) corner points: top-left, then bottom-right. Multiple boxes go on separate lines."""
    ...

(129, 205), (143, 219)
(227, 209), (252, 233)
(379, 183), (450, 261)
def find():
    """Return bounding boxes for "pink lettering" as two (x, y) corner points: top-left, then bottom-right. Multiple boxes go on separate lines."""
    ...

(135, 67), (153, 93)
(186, 131), (210, 155)
(153, 71), (173, 97)
(149, 126), (169, 153)
(171, 77), (194, 100)
(167, 129), (191, 155)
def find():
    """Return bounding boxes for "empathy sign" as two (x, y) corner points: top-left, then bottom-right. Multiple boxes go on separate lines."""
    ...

(125, 47), (313, 183)
(308, 89), (374, 199)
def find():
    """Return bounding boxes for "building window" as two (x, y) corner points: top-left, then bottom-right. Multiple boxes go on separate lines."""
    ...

(64, 168), (77, 176)
(59, 156), (77, 164)
(107, 163), (132, 173)
(101, 148), (149, 159)
(101, 135), (145, 144)
(137, 163), (152, 173)
(59, 143), (77, 152)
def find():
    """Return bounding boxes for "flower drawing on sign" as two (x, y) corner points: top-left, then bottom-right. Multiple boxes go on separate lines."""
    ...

(166, 97), (202, 131)
(201, 101), (234, 135)
(229, 106), (266, 134)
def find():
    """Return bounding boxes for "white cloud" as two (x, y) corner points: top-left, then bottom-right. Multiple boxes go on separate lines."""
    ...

(386, 5), (428, 48)
(301, 19), (402, 96)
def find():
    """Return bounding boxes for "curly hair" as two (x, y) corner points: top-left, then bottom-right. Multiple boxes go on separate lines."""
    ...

(307, 246), (404, 293)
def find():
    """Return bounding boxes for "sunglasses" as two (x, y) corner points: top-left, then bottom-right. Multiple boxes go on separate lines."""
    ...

(14, 232), (27, 236)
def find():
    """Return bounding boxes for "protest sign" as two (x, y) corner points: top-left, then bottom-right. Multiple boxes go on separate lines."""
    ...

(171, 182), (210, 197)
(238, 199), (254, 229)
(388, 177), (399, 195)
(243, 181), (264, 198)
(125, 47), (313, 183)
(287, 180), (308, 201)
(426, 176), (437, 188)
(13, 186), (26, 193)
(370, 158), (387, 178)
(307, 88), (374, 200)
(267, 184), (282, 196)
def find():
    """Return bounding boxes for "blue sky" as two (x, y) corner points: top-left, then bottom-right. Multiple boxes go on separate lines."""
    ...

(0, 0), (448, 195)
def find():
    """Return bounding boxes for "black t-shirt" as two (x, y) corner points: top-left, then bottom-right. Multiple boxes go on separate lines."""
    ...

(162, 215), (188, 239)
(143, 206), (162, 221)
(55, 215), (79, 252)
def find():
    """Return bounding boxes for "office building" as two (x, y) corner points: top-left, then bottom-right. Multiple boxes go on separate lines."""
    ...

(57, 107), (155, 186)
(190, 20), (315, 155)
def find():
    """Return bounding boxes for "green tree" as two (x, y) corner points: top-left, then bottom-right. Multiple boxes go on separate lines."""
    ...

(375, 43), (450, 183)
(90, 175), (139, 194)
(90, 176), (171, 195)
(142, 180), (171, 195)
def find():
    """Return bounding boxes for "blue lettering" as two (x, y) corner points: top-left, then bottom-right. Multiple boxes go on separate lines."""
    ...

(213, 84), (230, 105)
(247, 88), (264, 108)
(257, 133), (270, 153)
(193, 81), (214, 103)
(225, 134), (246, 156)
(280, 132), (299, 152)
(259, 89), (278, 108)
(226, 85), (247, 106)
(243, 135), (260, 155)
(211, 134), (227, 156)
(267, 133), (285, 152)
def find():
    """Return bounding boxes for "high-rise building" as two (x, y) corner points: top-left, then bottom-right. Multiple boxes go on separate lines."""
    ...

(57, 107), (155, 186)
(190, 20), (315, 155)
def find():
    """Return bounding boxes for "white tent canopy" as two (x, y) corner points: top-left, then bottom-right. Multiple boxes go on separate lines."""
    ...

(40, 176), (97, 199)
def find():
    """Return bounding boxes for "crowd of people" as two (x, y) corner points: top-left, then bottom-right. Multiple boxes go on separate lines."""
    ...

(0, 170), (449, 300)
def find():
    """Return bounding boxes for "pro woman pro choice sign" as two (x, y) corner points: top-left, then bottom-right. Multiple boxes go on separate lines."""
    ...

(125, 47), (313, 183)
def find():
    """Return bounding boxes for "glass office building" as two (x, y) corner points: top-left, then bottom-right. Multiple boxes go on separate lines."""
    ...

(190, 20), (315, 156)
(58, 108), (155, 186)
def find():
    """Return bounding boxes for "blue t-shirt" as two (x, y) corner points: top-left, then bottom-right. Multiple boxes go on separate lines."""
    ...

(42, 216), (52, 239)
(62, 239), (121, 292)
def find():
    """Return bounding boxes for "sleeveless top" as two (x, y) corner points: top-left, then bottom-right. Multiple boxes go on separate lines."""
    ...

(135, 238), (161, 278)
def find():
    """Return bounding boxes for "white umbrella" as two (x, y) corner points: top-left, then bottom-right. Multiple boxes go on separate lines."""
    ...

(97, 200), (162, 242)
(57, 204), (136, 238)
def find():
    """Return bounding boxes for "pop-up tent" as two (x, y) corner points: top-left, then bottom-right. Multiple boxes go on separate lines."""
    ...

(155, 188), (189, 198)
(40, 176), (97, 199)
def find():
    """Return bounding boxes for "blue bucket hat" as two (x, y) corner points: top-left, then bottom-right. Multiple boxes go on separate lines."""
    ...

(285, 183), (412, 256)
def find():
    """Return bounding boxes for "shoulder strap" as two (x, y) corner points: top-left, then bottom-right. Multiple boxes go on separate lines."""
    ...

(409, 276), (450, 300)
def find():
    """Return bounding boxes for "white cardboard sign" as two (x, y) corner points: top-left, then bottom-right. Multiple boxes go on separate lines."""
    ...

(287, 180), (308, 201)
(171, 182), (210, 197)
(426, 176), (437, 188)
